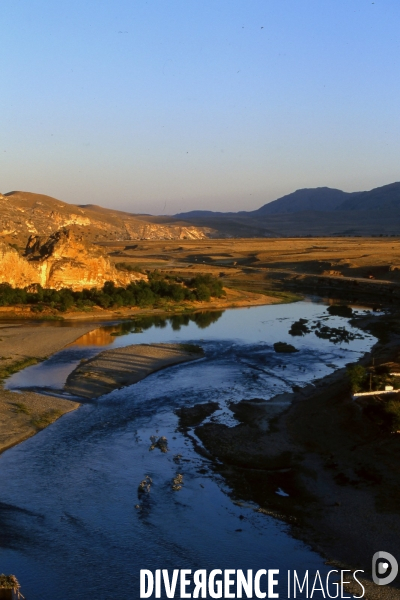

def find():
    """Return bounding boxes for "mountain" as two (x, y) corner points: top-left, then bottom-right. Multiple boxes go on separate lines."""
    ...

(2, 183), (400, 245)
(249, 187), (358, 215)
(336, 182), (400, 211)
(0, 191), (212, 248)
(175, 187), (357, 219)
(172, 182), (400, 237)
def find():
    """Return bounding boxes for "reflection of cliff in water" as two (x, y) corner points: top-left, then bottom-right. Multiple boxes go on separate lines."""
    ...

(71, 311), (225, 347)
(70, 328), (117, 346)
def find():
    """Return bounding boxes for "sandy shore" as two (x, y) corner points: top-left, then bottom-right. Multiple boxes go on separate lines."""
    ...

(0, 323), (96, 454)
(65, 343), (203, 399)
(177, 314), (400, 599)
(0, 323), (96, 358)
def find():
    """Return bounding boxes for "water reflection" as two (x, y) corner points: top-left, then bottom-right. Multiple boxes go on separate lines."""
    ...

(70, 311), (225, 345)
(0, 302), (377, 600)
(69, 328), (117, 346)
(127, 310), (224, 333)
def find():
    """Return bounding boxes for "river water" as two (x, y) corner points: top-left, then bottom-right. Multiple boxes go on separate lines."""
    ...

(0, 301), (375, 599)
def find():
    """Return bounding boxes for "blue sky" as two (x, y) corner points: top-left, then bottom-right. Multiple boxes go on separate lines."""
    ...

(1, 0), (399, 214)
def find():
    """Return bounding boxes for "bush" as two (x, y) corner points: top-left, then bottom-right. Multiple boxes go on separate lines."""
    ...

(347, 364), (367, 392)
(195, 283), (211, 302)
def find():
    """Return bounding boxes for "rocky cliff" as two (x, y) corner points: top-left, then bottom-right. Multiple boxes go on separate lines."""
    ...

(0, 191), (212, 247)
(0, 229), (145, 290)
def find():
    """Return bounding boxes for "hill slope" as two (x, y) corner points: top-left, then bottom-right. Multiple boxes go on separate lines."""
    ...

(249, 187), (357, 215)
(336, 182), (400, 211)
(0, 191), (212, 247)
(172, 182), (400, 237)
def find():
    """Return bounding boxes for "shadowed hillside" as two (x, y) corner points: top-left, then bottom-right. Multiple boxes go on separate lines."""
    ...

(173, 182), (400, 237)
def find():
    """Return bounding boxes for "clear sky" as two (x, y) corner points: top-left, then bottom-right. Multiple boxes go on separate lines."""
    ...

(1, 0), (399, 214)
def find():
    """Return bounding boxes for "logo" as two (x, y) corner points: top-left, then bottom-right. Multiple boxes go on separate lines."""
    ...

(372, 551), (398, 586)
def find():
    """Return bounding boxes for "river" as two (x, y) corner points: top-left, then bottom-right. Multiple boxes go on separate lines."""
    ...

(0, 301), (375, 599)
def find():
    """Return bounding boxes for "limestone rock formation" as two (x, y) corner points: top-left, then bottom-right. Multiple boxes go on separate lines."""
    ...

(0, 229), (145, 290)
(0, 241), (39, 289)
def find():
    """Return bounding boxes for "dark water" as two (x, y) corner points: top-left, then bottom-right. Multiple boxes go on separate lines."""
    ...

(0, 302), (375, 599)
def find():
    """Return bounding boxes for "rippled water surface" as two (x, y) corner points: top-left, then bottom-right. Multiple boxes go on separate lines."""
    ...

(0, 302), (375, 599)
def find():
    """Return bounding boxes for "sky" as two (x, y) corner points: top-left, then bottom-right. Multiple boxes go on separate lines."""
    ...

(1, 0), (399, 215)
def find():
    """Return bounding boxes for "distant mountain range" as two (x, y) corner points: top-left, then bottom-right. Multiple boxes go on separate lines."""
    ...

(1, 183), (400, 245)
(172, 182), (400, 237)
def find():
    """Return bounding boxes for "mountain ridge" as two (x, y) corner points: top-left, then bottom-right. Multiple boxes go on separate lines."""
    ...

(2, 182), (400, 243)
(175, 182), (400, 219)
(172, 182), (400, 237)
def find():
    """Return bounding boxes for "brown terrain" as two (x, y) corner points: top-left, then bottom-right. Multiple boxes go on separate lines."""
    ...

(98, 236), (400, 304)
(3, 189), (400, 596)
(2, 188), (400, 304)
(65, 343), (203, 399)
(0, 229), (146, 291)
(0, 323), (96, 454)
(0, 190), (212, 248)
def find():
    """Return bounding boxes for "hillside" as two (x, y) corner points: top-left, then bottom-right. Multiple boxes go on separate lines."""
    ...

(2, 183), (400, 244)
(173, 182), (400, 237)
(250, 187), (357, 215)
(336, 182), (400, 211)
(0, 191), (212, 248)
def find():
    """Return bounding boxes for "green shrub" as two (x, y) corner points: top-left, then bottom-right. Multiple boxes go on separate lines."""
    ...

(347, 364), (367, 392)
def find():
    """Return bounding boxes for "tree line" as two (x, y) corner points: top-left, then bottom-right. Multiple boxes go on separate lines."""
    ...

(0, 272), (225, 312)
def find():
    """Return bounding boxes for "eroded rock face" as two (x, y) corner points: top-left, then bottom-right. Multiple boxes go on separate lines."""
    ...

(0, 242), (40, 288)
(1, 229), (145, 290)
(0, 191), (212, 246)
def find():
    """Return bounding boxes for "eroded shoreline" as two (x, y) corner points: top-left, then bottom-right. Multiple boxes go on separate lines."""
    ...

(0, 288), (276, 453)
(0, 323), (96, 454)
(177, 311), (400, 598)
(3, 303), (400, 598)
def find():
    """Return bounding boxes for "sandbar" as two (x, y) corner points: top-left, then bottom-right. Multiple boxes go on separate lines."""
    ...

(65, 343), (203, 399)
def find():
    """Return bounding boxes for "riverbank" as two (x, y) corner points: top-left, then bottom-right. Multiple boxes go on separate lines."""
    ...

(65, 343), (203, 399)
(0, 282), (279, 455)
(0, 285), (284, 320)
(0, 323), (96, 454)
(0, 321), (204, 451)
(0, 285), (284, 452)
(178, 311), (400, 598)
